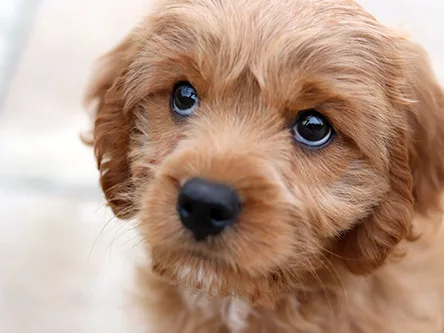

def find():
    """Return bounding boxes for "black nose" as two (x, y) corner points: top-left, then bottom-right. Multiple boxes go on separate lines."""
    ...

(177, 178), (241, 240)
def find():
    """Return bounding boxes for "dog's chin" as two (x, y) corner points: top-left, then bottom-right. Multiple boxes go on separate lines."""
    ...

(151, 249), (234, 295)
(150, 248), (294, 307)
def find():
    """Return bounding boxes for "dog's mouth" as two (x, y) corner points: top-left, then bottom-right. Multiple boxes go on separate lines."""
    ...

(151, 246), (229, 272)
(150, 247), (232, 295)
(150, 245), (297, 306)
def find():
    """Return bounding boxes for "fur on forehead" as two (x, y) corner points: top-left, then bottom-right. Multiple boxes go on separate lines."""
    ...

(124, 0), (410, 172)
(132, 0), (406, 91)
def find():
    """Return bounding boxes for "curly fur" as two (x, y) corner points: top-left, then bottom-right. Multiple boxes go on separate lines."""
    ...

(84, 0), (444, 332)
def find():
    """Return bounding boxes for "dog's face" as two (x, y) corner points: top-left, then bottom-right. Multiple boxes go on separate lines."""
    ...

(86, 0), (444, 305)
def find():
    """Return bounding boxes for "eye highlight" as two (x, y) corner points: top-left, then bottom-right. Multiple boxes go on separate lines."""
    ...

(292, 109), (334, 147)
(171, 81), (199, 117)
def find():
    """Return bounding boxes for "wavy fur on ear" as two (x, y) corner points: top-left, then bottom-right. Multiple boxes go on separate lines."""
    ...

(338, 35), (444, 275)
(399, 38), (444, 215)
(339, 128), (414, 274)
(84, 36), (139, 219)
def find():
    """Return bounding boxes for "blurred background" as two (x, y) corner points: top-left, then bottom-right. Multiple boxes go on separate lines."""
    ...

(0, 0), (442, 332)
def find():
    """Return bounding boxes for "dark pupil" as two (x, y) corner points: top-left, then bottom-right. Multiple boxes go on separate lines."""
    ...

(297, 113), (329, 141)
(175, 85), (197, 110)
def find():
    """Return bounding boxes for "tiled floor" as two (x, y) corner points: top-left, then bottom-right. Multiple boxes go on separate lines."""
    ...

(0, 1), (443, 332)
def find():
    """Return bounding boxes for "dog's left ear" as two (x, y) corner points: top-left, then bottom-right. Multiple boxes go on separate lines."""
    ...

(338, 36), (444, 275)
(399, 37), (444, 214)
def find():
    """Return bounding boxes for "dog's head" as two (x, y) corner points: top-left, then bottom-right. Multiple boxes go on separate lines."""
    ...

(85, 0), (444, 305)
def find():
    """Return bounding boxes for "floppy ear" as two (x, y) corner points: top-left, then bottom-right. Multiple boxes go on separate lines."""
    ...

(338, 127), (414, 275)
(84, 35), (139, 219)
(400, 38), (444, 214)
(338, 36), (444, 275)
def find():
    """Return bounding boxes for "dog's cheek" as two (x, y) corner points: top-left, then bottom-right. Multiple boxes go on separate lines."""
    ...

(298, 161), (389, 240)
(223, 204), (302, 275)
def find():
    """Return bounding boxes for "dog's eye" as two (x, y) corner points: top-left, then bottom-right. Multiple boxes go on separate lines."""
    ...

(171, 81), (198, 117)
(293, 109), (334, 147)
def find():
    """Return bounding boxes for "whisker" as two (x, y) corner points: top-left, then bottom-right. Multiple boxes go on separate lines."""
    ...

(88, 212), (119, 263)
(305, 257), (334, 315)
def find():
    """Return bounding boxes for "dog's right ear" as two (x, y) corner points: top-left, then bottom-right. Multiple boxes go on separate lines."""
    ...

(84, 35), (139, 219)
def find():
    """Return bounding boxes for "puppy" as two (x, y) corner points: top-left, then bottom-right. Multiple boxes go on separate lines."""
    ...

(85, 0), (444, 332)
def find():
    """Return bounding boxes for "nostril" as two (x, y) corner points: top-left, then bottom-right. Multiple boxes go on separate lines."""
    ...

(209, 205), (231, 222)
(178, 203), (192, 219)
(181, 202), (193, 216)
(177, 193), (196, 222)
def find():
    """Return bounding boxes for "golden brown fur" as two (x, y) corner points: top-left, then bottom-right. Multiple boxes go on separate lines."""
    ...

(84, 0), (444, 331)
